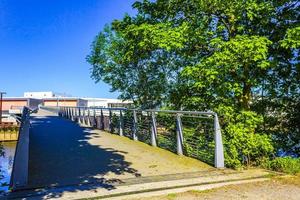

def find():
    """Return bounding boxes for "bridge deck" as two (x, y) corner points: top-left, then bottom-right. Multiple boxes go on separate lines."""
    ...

(27, 109), (213, 190)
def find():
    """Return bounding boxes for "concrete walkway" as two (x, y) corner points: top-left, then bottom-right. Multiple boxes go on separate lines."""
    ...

(27, 110), (210, 186)
(8, 110), (271, 199)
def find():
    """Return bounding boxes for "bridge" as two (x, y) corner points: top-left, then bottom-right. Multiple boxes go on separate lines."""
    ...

(7, 107), (269, 199)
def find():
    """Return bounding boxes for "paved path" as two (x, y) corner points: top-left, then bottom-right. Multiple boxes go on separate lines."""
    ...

(27, 110), (212, 189)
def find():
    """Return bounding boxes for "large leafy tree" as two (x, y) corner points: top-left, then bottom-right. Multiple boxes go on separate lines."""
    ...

(87, 0), (300, 166)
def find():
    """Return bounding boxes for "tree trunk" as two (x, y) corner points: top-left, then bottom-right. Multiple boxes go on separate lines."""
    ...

(241, 82), (251, 110)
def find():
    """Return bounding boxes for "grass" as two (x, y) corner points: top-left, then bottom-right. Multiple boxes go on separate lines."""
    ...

(262, 157), (300, 175)
(274, 173), (300, 187)
(166, 193), (177, 199)
(129, 173), (300, 200)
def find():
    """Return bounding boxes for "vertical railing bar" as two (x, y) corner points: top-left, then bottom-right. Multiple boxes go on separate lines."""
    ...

(73, 107), (75, 121)
(67, 107), (70, 119)
(78, 107), (81, 123)
(176, 114), (184, 155)
(82, 107), (85, 124)
(132, 110), (138, 141)
(93, 108), (96, 128)
(87, 108), (90, 126)
(109, 110), (113, 133)
(151, 111), (157, 147)
(69, 107), (72, 120)
(214, 113), (225, 168)
(100, 109), (104, 130)
(119, 110), (124, 136)
(73, 107), (76, 122)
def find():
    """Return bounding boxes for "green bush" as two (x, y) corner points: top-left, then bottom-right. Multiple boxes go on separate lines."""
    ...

(217, 107), (274, 168)
(183, 126), (215, 165)
(263, 157), (300, 174)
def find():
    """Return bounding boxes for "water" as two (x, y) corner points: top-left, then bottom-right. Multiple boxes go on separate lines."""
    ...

(0, 142), (16, 193)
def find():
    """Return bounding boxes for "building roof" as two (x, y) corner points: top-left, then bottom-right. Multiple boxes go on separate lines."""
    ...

(82, 97), (132, 103)
(3, 97), (39, 101)
(42, 97), (87, 101)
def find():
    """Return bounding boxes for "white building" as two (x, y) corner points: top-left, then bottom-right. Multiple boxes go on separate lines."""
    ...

(83, 98), (132, 108)
(24, 91), (55, 99)
(24, 91), (132, 108)
(24, 91), (70, 99)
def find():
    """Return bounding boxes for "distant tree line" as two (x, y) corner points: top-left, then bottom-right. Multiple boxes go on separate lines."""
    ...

(87, 0), (300, 168)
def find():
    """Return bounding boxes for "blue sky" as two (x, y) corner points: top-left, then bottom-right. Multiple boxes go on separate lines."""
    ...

(0, 0), (136, 98)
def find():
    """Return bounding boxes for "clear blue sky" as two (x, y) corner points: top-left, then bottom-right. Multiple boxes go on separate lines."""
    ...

(0, 0), (136, 98)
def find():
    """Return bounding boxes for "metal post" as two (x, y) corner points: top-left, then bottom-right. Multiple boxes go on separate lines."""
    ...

(69, 108), (72, 120)
(82, 107), (85, 124)
(83, 107), (86, 123)
(58, 107), (61, 117)
(119, 110), (124, 136)
(67, 107), (70, 119)
(176, 114), (184, 155)
(87, 108), (91, 126)
(93, 108), (96, 128)
(75, 107), (78, 121)
(74, 108), (76, 120)
(151, 112), (157, 147)
(109, 110), (113, 133)
(71, 108), (74, 121)
(85, 108), (88, 125)
(132, 110), (138, 141)
(214, 113), (225, 168)
(0, 92), (6, 124)
(100, 109), (104, 130)
(69, 107), (72, 119)
(78, 107), (81, 123)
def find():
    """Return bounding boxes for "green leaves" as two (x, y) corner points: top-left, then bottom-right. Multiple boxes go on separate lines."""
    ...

(87, 0), (300, 168)
(123, 22), (188, 51)
(281, 27), (300, 49)
(182, 35), (272, 110)
(209, 35), (272, 69)
(223, 110), (274, 168)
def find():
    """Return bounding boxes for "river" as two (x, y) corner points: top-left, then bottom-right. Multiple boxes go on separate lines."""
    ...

(0, 142), (16, 193)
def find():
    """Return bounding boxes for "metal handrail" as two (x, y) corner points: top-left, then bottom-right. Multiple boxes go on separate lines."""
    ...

(57, 106), (225, 168)
(61, 106), (215, 115)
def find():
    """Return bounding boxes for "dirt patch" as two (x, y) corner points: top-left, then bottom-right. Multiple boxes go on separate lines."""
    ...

(133, 175), (300, 200)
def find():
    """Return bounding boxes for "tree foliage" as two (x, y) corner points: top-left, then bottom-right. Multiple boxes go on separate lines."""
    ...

(87, 0), (300, 167)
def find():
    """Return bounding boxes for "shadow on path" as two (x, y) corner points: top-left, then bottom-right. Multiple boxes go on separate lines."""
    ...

(21, 114), (141, 198)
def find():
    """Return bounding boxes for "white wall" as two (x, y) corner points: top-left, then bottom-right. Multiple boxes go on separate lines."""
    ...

(83, 98), (132, 108)
(24, 92), (54, 99)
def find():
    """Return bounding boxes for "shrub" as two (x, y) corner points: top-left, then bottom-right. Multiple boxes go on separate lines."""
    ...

(263, 157), (300, 174)
(218, 108), (274, 168)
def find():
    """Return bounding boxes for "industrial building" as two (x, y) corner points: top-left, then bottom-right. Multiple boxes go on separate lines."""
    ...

(83, 98), (132, 108)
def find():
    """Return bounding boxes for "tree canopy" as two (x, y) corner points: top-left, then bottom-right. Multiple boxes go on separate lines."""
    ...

(87, 0), (300, 167)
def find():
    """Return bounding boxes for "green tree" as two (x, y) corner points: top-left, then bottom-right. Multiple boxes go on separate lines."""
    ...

(87, 0), (300, 167)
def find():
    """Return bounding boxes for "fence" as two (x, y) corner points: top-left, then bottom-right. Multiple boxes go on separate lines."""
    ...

(0, 125), (19, 141)
(10, 107), (31, 190)
(58, 106), (224, 168)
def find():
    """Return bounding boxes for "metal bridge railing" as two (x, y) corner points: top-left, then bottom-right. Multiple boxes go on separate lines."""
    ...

(57, 106), (224, 168)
